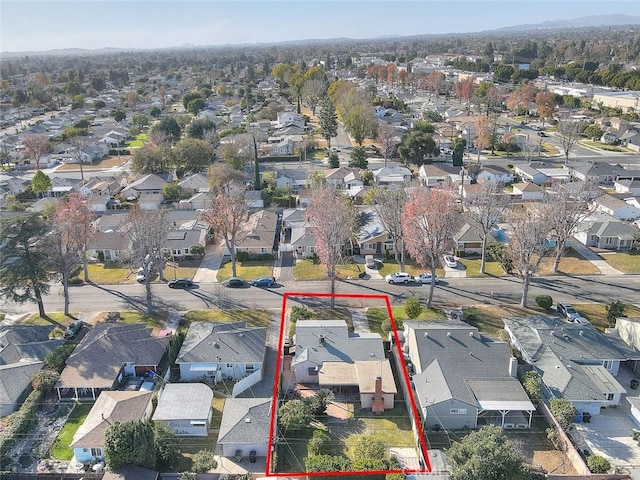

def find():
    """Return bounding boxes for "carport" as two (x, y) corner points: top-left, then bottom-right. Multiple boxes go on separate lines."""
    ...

(468, 379), (535, 428)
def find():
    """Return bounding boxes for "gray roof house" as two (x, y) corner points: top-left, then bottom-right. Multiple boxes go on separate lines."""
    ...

(356, 206), (390, 256)
(593, 193), (640, 221)
(404, 320), (534, 431)
(565, 161), (626, 185)
(55, 323), (169, 402)
(280, 208), (317, 259)
(573, 212), (639, 250)
(177, 322), (266, 396)
(152, 383), (213, 436)
(217, 397), (272, 458)
(70, 390), (153, 464)
(503, 316), (639, 416)
(178, 173), (210, 194)
(274, 168), (309, 192)
(229, 209), (278, 256)
(0, 325), (64, 418)
(292, 320), (397, 412)
(513, 163), (548, 186)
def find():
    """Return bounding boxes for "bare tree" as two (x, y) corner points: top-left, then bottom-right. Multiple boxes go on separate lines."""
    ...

(218, 133), (253, 171)
(201, 164), (249, 278)
(520, 137), (538, 163)
(543, 181), (597, 274)
(306, 185), (359, 309)
(158, 86), (167, 111)
(465, 182), (509, 274)
(303, 79), (326, 115)
(47, 194), (95, 315)
(506, 205), (553, 307)
(125, 208), (170, 315)
(22, 134), (50, 171)
(68, 135), (87, 182)
(372, 187), (408, 270)
(557, 119), (583, 164)
(377, 122), (396, 167)
(126, 90), (139, 111)
(403, 185), (460, 308)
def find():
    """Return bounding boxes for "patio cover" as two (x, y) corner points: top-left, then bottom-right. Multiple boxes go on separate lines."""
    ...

(467, 378), (535, 412)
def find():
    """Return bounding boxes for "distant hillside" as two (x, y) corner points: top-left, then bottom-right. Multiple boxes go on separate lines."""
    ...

(492, 14), (640, 32)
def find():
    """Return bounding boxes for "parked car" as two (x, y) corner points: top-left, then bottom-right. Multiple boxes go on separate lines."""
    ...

(251, 276), (276, 287)
(385, 272), (415, 284)
(537, 131), (546, 137)
(443, 255), (458, 268)
(222, 277), (246, 288)
(571, 316), (590, 324)
(168, 278), (194, 289)
(416, 272), (440, 284)
(365, 255), (376, 269)
(557, 301), (581, 320)
(63, 320), (84, 340)
(136, 268), (146, 283)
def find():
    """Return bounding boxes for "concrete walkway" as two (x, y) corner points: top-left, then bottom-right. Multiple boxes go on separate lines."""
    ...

(192, 243), (224, 283)
(350, 308), (371, 333)
(569, 239), (624, 275)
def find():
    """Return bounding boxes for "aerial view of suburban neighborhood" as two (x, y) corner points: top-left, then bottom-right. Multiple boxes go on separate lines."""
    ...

(3, 1), (640, 479)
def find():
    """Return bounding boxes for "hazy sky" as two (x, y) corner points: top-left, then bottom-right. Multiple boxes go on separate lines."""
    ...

(1, 1), (639, 53)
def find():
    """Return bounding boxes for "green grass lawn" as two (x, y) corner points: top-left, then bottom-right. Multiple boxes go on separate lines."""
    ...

(183, 309), (271, 328)
(125, 133), (148, 147)
(293, 258), (325, 280)
(24, 312), (76, 327)
(216, 259), (273, 281)
(581, 140), (633, 153)
(377, 259), (443, 277)
(459, 257), (506, 277)
(575, 303), (640, 332)
(367, 306), (446, 335)
(602, 251), (640, 273)
(51, 403), (93, 460)
(117, 311), (163, 328)
(87, 264), (135, 284)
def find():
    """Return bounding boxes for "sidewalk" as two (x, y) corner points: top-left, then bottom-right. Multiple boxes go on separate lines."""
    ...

(192, 243), (224, 283)
(569, 239), (623, 275)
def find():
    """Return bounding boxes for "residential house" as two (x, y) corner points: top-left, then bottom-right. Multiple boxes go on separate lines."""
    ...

(81, 177), (123, 212)
(152, 383), (213, 436)
(163, 227), (207, 259)
(92, 212), (128, 233)
(511, 182), (543, 201)
(245, 190), (264, 208)
(275, 168), (309, 192)
(613, 317), (640, 363)
(292, 320), (397, 411)
(403, 320), (534, 430)
(276, 111), (304, 129)
(503, 316), (639, 416)
(513, 164), (548, 186)
(120, 174), (171, 210)
(70, 390), (153, 463)
(55, 323), (169, 401)
(615, 179), (640, 196)
(620, 130), (640, 152)
(280, 208), (317, 259)
(47, 176), (83, 197)
(0, 325), (64, 417)
(476, 165), (514, 185)
(453, 222), (484, 255)
(565, 162), (626, 185)
(176, 321), (266, 386)
(178, 173), (209, 194)
(573, 212), (638, 250)
(297, 188), (312, 207)
(217, 398), (272, 459)
(87, 231), (129, 263)
(594, 194), (640, 221)
(419, 164), (467, 187)
(230, 209), (278, 256)
(177, 192), (209, 211)
(373, 166), (413, 186)
(325, 167), (363, 189)
(356, 206), (391, 255)
(0, 178), (30, 199)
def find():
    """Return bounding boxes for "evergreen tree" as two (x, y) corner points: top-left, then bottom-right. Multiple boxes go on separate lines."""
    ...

(318, 95), (338, 151)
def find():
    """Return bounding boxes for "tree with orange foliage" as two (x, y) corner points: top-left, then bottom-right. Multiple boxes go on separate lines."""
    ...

(535, 91), (558, 126)
(306, 185), (358, 309)
(427, 71), (446, 98)
(22, 134), (50, 171)
(47, 193), (95, 315)
(474, 115), (493, 161)
(455, 77), (475, 111)
(402, 186), (459, 307)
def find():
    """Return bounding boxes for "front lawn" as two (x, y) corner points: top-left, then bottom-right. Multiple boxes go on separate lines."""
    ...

(216, 259), (273, 281)
(459, 257), (506, 277)
(574, 303), (640, 332)
(126, 133), (148, 147)
(24, 312), (75, 326)
(462, 304), (545, 336)
(87, 264), (135, 284)
(581, 140), (632, 153)
(367, 306), (446, 335)
(377, 259), (443, 277)
(51, 402), (93, 460)
(602, 251), (640, 273)
(183, 309), (271, 328)
(538, 248), (600, 275)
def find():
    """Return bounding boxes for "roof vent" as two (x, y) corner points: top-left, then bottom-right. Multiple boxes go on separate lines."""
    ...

(245, 417), (251, 423)
(424, 332), (429, 337)
(469, 331), (474, 337)
(563, 333), (569, 340)
(447, 332), (451, 337)
(319, 334), (325, 344)
(579, 330), (584, 336)
(550, 331), (555, 336)
(239, 332), (244, 337)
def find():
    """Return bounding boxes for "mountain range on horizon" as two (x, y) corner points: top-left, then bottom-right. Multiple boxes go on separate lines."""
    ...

(2, 14), (640, 58)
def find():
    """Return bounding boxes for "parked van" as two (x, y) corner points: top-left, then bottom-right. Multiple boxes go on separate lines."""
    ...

(365, 255), (376, 269)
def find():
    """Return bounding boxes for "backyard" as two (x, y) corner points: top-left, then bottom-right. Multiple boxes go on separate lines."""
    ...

(50, 402), (93, 461)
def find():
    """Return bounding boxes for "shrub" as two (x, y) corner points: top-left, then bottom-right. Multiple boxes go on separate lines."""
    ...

(308, 429), (331, 455)
(520, 370), (541, 401)
(587, 454), (611, 473)
(291, 306), (313, 322)
(535, 295), (553, 310)
(606, 299), (626, 327)
(191, 450), (217, 473)
(404, 297), (423, 319)
(69, 276), (83, 285)
(550, 398), (577, 431)
(381, 317), (404, 335)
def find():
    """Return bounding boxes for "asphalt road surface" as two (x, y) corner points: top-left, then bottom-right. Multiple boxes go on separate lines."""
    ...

(3, 275), (639, 317)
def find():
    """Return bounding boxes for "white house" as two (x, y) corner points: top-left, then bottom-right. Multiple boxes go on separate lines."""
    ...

(615, 179), (640, 196)
(476, 165), (514, 185)
(152, 383), (213, 436)
(514, 164), (548, 186)
(512, 182), (543, 201)
(594, 194), (640, 221)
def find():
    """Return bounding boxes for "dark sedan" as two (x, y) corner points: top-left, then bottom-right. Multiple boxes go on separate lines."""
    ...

(222, 277), (246, 288)
(251, 276), (276, 287)
(168, 278), (194, 289)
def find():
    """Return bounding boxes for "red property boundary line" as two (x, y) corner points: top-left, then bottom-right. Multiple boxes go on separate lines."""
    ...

(264, 291), (432, 477)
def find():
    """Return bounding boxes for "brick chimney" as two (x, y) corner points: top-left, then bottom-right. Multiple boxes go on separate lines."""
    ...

(371, 376), (385, 413)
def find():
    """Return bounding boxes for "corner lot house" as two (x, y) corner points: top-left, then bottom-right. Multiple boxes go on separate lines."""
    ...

(292, 320), (397, 412)
(217, 397), (272, 459)
(503, 316), (639, 416)
(55, 323), (169, 401)
(71, 390), (153, 463)
(403, 320), (534, 430)
(573, 212), (638, 250)
(152, 383), (213, 436)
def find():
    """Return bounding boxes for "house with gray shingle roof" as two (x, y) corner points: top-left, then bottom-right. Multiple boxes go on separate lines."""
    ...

(228, 209), (278, 256)
(55, 323), (169, 402)
(565, 161), (626, 184)
(453, 221), (484, 255)
(512, 182), (543, 201)
(404, 320), (534, 430)
(573, 212), (638, 250)
(513, 163), (548, 186)
(176, 322), (266, 392)
(615, 179), (640, 196)
(217, 397), (272, 458)
(280, 208), (318, 259)
(593, 193), (640, 221)
(292, 320), (397, 411)
(503, 316), (640, 416)
(356, 206), (390, 255)
(152, 383), (213, 436)
(0, 325), (64, 417)
(71, 390), (153, 463)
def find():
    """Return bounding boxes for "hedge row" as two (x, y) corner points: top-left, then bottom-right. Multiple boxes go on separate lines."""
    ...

(0, 389), (43, 467)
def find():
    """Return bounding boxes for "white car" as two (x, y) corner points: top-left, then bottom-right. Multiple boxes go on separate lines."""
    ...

(416, 272), (440, 284)
(385, 272), (415, 284)
(443, 255), (458, 268)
